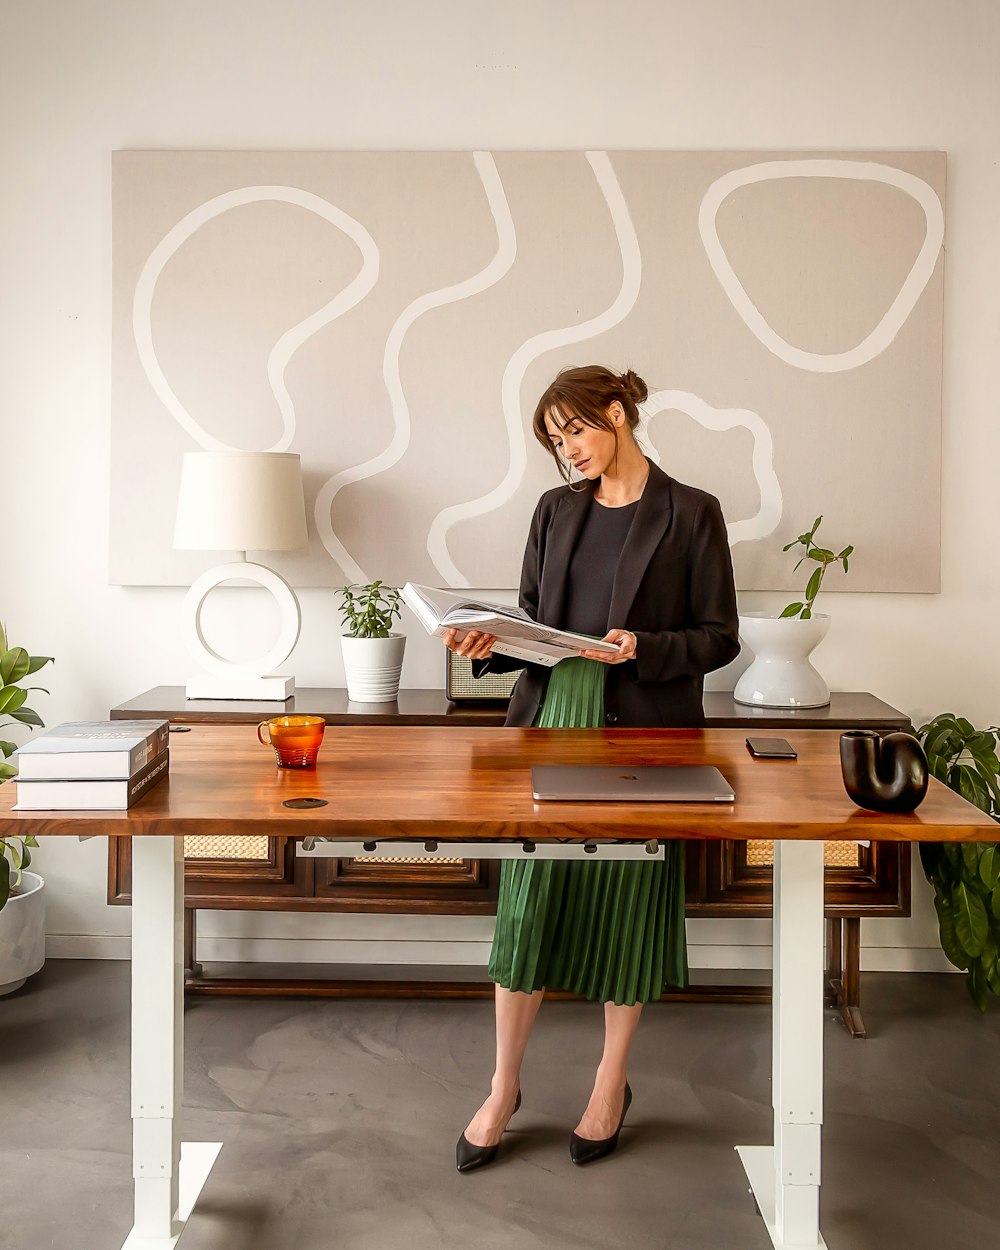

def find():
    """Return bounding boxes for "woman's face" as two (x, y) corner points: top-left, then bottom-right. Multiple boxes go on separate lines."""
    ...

(544, 403), (624, 478)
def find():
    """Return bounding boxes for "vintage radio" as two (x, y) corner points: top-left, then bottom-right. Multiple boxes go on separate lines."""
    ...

(444, 651), (521, 702)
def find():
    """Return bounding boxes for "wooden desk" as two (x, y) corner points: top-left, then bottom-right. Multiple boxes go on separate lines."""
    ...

(1, 724), (990, 1250)
(110, 689), (912, 1036)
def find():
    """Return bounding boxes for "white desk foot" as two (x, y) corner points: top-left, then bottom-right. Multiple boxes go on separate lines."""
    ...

(737, 1145), (828, 1248)
(121, 1141), (222, 1249)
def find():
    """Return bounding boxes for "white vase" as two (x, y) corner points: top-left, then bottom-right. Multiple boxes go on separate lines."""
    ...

(340, 633), (406, 703)
(734, 613), (831, 709)
(0, 870), (46, 996)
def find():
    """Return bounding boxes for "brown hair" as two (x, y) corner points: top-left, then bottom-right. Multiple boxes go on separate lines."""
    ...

(532, 365), (648, 483)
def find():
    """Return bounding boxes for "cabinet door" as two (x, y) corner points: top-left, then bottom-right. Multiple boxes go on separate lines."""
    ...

(312, 852), (501, 914)
(108, 834), (310, 905)
(689, 839), (909, 919)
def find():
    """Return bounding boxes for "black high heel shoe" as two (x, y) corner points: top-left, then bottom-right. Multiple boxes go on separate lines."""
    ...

(569, 1082), (632, 1166)
(455, 1089), (522, 1173)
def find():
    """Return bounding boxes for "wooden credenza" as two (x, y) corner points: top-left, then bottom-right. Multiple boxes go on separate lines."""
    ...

(109, 688), (912, 1035)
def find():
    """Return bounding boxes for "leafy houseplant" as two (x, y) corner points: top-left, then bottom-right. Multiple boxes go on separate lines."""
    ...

(1, 621), (53, 911)
(916, 713), (1000, 1011)
(779, 516), (854, 619)
(337, 581), (402, 638)
(336, 581), (406, 703)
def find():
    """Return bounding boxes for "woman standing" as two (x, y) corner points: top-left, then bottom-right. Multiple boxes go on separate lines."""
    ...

(445, 365), (739, 1171)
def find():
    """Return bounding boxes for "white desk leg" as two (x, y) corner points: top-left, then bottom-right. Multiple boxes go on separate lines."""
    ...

(122, 836), (221, 1250)
(737, 839), (828, 1248)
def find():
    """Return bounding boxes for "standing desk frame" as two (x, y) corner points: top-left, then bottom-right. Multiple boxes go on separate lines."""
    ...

(2, 724), (991, 1250)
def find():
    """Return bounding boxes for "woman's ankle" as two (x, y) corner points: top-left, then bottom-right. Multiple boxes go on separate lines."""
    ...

(489, 1074), (520, 1101)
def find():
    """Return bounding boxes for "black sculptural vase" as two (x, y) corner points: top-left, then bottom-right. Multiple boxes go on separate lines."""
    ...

(839, 730), (929, 813)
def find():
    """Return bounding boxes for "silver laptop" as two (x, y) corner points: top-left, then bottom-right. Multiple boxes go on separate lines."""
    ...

(531, 764), (735, 803)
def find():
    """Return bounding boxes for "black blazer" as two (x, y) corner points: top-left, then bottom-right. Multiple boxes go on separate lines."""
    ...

(479, 460), (740, 729)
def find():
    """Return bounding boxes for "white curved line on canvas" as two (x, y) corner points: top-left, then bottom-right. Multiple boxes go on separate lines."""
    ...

(426, 150), (641, 586)
(132, 185), (379, 452)
(314, 153), (517, 583)
(641, 390), (782, 545)
(698, 159), (944, 373)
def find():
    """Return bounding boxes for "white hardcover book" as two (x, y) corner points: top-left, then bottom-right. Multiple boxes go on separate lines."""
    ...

(14, 719), (170, 779)
(400, 583), (618, 668)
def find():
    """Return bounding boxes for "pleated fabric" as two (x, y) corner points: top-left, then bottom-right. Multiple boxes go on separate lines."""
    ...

(488, 657), (688, 1005)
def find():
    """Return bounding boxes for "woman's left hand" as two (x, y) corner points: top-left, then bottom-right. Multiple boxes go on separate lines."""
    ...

(579, 629), (637, 665)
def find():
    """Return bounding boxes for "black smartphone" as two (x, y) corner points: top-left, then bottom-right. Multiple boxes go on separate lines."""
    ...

(745, 736), (798, 760)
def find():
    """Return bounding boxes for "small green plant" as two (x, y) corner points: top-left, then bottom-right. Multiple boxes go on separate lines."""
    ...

(337, 581), (402, 639)
(916, 712), (1000, 1011)
(0, 621), (54, 909)
(779, 516), (854, 619)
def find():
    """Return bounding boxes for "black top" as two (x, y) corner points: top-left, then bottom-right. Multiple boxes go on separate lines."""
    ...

(564, 499), (640, 637)
(480, 459), (742, 729)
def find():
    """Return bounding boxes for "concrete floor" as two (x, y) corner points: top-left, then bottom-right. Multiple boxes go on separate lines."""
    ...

(2, 961), (999, 1250)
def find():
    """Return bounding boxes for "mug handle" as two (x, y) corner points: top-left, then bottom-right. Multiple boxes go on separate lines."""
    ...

(257, 721), (272, 746)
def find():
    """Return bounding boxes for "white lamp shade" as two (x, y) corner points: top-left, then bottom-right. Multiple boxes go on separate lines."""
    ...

(173, 452), (308, 552)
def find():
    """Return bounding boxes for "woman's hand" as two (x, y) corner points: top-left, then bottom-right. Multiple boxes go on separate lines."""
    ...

(443, 627), (497, 662)
(579, 629), (637, 665)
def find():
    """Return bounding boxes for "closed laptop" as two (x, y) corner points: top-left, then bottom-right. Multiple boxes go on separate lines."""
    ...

(531, 764), (735, 803)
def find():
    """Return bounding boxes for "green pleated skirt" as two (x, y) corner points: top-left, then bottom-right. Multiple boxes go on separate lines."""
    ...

(488, 657), (688, 1006)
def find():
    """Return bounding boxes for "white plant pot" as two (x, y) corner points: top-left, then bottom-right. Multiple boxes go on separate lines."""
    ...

(0, 870), (45, 996)
(340, 633), (406, 703)
(734, 612), (831, 709)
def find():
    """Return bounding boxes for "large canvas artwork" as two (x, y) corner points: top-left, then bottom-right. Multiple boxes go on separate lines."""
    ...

(111, 150), (945, 591)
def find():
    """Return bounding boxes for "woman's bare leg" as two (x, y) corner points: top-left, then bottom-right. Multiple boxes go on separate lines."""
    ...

(463, 984), (545, 1147)
(574, 1000), (643, 1139)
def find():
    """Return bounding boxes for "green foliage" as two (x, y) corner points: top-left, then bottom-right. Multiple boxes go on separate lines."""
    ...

(916, 712), (1000, 1011)
(337, 582), (402, 639)
(779, 516), (854, 619)
(0, 620), (53, 909)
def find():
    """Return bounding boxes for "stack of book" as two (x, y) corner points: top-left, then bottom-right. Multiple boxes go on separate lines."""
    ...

(13, 720), (170, 811)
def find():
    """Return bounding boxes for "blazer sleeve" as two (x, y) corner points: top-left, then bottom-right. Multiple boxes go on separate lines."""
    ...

(631, 494), (740, 683)
(472, 496), (546, 679)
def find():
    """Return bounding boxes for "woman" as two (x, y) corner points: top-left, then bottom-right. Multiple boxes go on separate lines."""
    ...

(445, 365), (739, 1172)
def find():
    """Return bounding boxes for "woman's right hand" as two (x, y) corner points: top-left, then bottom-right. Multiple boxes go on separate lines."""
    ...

(443, 627), (496, 662)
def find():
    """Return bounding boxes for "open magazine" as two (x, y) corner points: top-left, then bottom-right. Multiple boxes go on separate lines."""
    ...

(401, 583), (619, 668)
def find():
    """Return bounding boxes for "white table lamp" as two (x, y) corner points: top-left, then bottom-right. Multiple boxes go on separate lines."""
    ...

(174, 451), (308, 700)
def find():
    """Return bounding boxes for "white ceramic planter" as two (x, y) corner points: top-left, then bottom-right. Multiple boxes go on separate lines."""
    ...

(0, 870), (45, 996)
(340, 633), (406, 703)
(734, 612), (831, 709)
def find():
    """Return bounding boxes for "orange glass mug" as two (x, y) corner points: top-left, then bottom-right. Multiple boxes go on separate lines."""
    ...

(257, 715), (326, 768)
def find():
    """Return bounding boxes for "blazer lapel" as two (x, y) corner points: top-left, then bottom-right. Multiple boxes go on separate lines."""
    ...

(538, 481), (596, 627)
(608, 460), (674, 627)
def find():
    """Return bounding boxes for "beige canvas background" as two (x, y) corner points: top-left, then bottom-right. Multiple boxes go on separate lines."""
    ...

(110, 149), (945, 591)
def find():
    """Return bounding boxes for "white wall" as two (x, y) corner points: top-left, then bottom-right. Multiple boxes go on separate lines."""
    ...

(3, 0), (998, 973)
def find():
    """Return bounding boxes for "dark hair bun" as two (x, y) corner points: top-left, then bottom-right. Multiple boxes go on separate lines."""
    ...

(620, 369), (648, 405)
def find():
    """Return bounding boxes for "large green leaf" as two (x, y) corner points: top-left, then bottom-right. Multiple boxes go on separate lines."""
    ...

(954, 882), (989, 957)
(0, 739), (17, 758)
(934, 896), (969, 970)
(979, 846), (1000, 891)
(0, 685), (27, 715)
(779, 602), (803, 619)
(961, 842), (981, 876)
(805, 567), (822, 604)
(24, 654), (54, 676)
(10, 708), (44, 727)
(0, 646), (29, 684)
(0, 761), (16, 781)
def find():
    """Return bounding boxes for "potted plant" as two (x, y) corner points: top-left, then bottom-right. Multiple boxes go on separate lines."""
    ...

(916, 712), (1000, 1011)
(0, 621), (53, 995)
(337, 581), (406, 702)
(734, 516), (853, 709)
